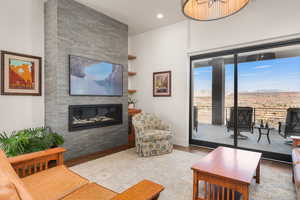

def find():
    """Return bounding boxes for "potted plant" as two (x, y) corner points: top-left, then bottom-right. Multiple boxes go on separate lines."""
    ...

(128, 96), (137, 109)
(0, 127), (64, 157)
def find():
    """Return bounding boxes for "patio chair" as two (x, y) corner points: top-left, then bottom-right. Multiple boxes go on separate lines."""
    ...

(226, 107), (255, 140)
(279, 108), (300, 138)
(193, 106), (198, 132)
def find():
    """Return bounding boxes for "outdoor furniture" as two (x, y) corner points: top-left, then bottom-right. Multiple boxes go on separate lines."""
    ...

(255, 126), (273, 144)
(191, 147), (261, 200)
(226, 107), (255, 140)
(279, 108), (300, 138)
(132, 113), (173, 157)
(194, 106), (198, 132)
(291, 136), (300, 200)
(0, 148), (164, 200)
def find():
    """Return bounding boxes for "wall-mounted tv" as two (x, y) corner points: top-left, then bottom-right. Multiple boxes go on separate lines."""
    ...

(69, 55), (123, 96)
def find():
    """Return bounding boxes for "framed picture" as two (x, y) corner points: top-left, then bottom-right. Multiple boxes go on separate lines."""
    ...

(153, 71), (171, 97)
(69, 55), (123, 96)
(1, 51), (42, 96)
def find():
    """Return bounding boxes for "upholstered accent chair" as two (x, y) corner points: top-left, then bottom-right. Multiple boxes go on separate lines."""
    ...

(132, 113), (173, 157)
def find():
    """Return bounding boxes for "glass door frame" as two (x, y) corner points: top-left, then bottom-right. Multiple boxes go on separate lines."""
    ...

(189, 38), (300, 162)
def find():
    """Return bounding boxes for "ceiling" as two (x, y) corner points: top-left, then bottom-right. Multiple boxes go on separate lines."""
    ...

(74, 0), (186, 36)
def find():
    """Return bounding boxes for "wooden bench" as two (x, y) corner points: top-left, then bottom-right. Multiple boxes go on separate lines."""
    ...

(0, 148), (164, 200)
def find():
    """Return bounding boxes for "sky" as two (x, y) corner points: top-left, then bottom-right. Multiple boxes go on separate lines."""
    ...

(85, 61), (113, 81)
(194, 56), (300, 95)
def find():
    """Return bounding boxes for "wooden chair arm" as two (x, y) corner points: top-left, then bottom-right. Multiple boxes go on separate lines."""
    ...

(291, 136), (300, 148)
(112, 180), (164, 200)
(9, 147), (66, 178)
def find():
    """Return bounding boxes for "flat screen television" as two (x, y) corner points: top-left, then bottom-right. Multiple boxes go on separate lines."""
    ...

(69, 55), (123, 96)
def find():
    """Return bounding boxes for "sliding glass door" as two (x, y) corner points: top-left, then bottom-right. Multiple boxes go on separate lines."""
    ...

(237, 45), (300, 158)
(191, 55), (235, 147)
(190, 39), (300, 162)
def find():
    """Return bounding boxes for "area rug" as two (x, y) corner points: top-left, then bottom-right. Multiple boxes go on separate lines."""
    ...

(70, 149), (296, 200)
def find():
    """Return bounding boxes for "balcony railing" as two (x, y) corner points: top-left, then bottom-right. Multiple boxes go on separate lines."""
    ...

(195, 106), (288, 128)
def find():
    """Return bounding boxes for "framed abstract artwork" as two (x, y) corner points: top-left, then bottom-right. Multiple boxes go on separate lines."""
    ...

(1, 51), (42, 96)
(69, 55), (123, 96)
(153, 71), (172, 97)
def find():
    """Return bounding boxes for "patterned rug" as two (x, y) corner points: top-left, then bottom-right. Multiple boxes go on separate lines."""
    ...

(70, 148), (296, 200)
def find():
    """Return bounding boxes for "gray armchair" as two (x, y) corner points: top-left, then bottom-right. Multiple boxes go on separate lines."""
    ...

(132, 113), (173, 157)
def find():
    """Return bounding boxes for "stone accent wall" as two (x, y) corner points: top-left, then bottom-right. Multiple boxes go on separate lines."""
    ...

(45, 0), (128, 160)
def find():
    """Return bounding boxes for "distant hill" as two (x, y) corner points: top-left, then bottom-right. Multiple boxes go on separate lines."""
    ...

(195, 90), (300, 97)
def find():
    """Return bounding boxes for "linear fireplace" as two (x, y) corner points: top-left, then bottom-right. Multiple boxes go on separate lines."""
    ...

(69, 104), (123, 131)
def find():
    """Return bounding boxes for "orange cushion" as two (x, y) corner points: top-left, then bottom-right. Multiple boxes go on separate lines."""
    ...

(62, 183), (117, 200)
(0, 177), (21, 200)
(0, 150), (34, 200)
(22, 166), (89, 200)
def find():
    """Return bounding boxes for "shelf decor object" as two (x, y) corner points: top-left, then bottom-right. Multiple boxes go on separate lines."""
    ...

(182, 0), (249, 21)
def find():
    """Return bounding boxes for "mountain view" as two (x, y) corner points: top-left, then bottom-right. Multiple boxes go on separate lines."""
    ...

(193, 56), (300, 127)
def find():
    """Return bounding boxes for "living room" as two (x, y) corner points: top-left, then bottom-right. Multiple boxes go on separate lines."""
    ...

(1, 0), (300, 199)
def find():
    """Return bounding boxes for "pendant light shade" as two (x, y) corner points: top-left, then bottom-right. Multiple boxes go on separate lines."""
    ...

(182, 0), (249, 21)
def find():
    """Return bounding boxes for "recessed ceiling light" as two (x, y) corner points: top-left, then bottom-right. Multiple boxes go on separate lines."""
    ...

(156, 13), (164, 19)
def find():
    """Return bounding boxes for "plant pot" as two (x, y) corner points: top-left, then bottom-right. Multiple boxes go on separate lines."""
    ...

(129, 104), (134, 109)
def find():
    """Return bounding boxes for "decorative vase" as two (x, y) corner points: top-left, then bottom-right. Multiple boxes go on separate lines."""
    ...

(129, 104), (134, 109)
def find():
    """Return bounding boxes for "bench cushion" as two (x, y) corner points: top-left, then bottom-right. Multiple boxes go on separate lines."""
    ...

(62, 183), (117, 200)
(22, 166), (89, 200)
(0, 177), (21, 200)
(0, 150), (33, 200)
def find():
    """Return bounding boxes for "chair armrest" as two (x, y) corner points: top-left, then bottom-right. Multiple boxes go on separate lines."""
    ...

(9, 147), (66, 177)
(112, 180), (164, 200)
(133, 121), (146, 134)
(291, 136), (300, 148)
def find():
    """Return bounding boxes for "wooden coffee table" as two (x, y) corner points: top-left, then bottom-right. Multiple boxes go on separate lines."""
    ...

(191, 147), (262, 200)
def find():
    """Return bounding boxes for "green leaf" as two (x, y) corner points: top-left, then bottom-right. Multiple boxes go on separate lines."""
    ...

(0, 127), (64, 157)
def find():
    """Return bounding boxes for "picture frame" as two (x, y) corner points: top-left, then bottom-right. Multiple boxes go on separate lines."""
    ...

(153, 71), (172, 97)
(69, 55), (123, 97)
(1, 51), (42, 96)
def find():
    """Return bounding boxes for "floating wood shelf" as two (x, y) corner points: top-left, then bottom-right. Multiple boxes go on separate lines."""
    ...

(128, 90), (137, 94)
(128, 55), (136, 60)
(128, 72), (137, 76)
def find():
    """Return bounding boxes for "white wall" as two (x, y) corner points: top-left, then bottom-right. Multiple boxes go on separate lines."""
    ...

(0, 0), (44, 133)
(129, 0), (300, 146)
(130, 21), (190, 146)
(189, 0), (300, 53)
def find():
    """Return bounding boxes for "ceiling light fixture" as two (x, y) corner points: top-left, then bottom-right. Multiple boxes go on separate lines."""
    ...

(182, 0), (249, 21)
(156, 13), (164, 19)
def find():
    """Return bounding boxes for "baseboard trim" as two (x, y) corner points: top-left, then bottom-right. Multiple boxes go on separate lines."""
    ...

(65, 145), (131, 167)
